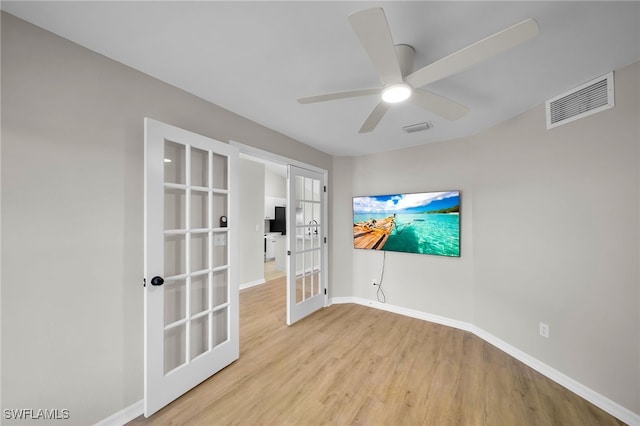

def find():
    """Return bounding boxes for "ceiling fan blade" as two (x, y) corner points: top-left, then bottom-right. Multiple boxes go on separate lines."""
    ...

(411, 89), (470, 120)
(406, 18), (539, 88)
(348, 8), (404, 85)
(297, 88), (381, 104)
(359, 101), (390, 133)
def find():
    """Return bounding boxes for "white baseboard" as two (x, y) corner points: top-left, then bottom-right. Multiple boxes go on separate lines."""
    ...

(330, 296), (640, 426)
(240, 278), (265, 291)
(95, 399), (143, 426)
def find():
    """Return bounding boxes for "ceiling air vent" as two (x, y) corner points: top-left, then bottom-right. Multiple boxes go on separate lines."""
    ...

(546, 71), (614, 129)
(403, 121), (433, 134)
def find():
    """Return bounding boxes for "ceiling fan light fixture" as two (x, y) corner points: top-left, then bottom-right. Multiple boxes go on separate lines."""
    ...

(382, 83), (412, 103)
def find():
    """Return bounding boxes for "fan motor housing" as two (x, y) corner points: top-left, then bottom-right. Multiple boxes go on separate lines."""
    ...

(395, 44), (415, 77)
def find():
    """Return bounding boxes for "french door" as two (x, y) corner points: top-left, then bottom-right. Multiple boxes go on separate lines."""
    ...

(144, 118), (239, 417)
(286, 165), (327, 325)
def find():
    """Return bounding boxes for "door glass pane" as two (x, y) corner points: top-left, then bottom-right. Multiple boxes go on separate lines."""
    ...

(164, 140), (186, 184)
(190, 233), (208, 273)
(295, 176), (304, 201)
(313, 179), (321, 202)
(304, 251), (313, 274)
(190, 274), (208, 315)
(313, 227), (321, 249)
(315, 248), (321, 271)
(190, 315), (208, 360)
(296, 251), (304, 273)
(312, 270), (321, 296)
(212, 308), (228, 347)
(313, 251), (321, 296)
(211, 153), (228, 190)
(191, 190), (208, 229)
(212, 269), (228, 307)
(165, 235), (186, 277)
(212, 193), (228, 228)
(212, 232), (228, 268)
(164, 188), (186, 230)
(296, 274), (305, 303)
(304, 177), (313, 201)
(164, 279), (186, 325)
(191, 147), (208, 188)
(304, 202), (314, 227)
(295, 205), (304, 227)
(164, 324), (186, 374)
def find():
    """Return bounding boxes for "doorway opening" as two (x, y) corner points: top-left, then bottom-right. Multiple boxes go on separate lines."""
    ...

(240, 153), (288, 286)
(232, 140), (329, 326)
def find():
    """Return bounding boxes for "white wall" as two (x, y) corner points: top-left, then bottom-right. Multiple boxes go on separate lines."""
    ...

(332, 61), (640, 415)
(239, 159), (265, 287)
(264, 168), (286, 198)
(1, 12), (331, 425)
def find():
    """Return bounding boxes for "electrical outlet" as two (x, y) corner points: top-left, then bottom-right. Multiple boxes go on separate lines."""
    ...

(539, 322), (549, 338)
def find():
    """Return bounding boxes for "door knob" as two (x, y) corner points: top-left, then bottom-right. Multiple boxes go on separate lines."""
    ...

(151, 276), (164, 286)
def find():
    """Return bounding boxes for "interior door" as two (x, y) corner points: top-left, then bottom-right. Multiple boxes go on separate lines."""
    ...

(144, 118), (239, 417)
(287, 165), (326, 325)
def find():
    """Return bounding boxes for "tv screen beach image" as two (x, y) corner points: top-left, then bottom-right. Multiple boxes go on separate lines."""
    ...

(353, 191), (460, 257)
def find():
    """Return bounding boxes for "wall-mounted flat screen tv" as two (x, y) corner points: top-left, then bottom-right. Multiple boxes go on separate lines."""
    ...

(353, 191), (460, 257)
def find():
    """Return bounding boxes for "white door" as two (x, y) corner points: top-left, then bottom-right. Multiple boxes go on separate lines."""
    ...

(144, 118), (239, 417)
(287, 165), (327, 325)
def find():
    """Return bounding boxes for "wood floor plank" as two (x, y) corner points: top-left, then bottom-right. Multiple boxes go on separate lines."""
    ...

(128, 277), (625, 426)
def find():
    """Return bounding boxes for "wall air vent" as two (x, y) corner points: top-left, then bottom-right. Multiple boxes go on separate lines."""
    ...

(403, 121), (433, 134)
(546, 71), (614, 129)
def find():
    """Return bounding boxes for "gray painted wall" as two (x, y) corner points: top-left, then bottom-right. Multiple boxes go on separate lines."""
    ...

(239, 159), (265, 286)
(332, 61), (640, 414)
(330, 156), (355, 299)
(1, 12), (331, 425)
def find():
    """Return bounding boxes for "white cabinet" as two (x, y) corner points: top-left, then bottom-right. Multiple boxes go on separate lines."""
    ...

(265, 235), (276, 260)
(264, 197), (287, 219)
(264, 197), (276, 219)
(265, 232), (283, 261)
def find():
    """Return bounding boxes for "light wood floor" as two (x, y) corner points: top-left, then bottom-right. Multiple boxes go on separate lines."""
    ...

(129, 277), (624, 425)
(264, 259), (286, 282)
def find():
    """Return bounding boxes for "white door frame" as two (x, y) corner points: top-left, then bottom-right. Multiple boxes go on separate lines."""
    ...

(230, 140), (329, 310)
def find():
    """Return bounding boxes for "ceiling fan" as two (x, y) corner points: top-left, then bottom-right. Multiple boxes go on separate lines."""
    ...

(297, 8), (539, 133)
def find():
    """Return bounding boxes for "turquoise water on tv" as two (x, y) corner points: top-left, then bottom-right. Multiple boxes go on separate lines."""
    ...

(354, 212), (460, 257)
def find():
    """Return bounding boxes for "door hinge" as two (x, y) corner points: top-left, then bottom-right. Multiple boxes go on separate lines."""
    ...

(324, 185), (327, 193)
(287, 250), (291, 256)
(324, 237), (327, 243)
(324, 288), (327, 295)
(142, 278), (147, 287)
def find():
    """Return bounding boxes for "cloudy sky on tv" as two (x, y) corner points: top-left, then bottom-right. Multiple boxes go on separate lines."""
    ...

(353, 191), (459, 214)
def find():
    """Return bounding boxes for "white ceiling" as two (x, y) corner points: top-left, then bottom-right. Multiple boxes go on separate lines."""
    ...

(3, 1), (639, 156)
